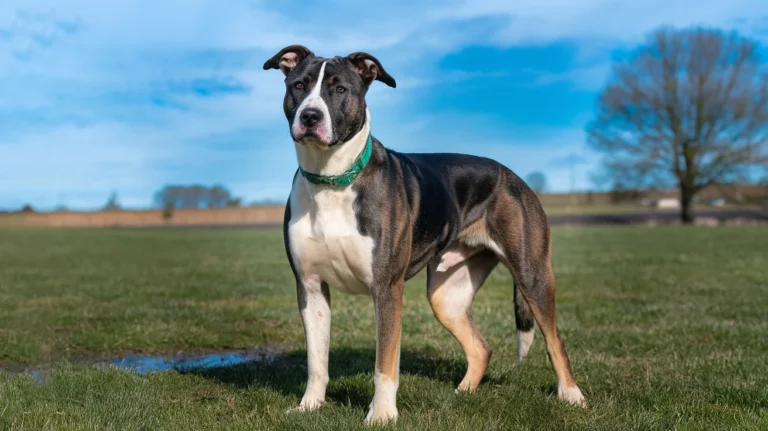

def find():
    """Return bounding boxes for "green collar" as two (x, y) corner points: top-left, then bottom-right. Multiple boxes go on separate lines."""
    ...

(297, 134), (373, 187)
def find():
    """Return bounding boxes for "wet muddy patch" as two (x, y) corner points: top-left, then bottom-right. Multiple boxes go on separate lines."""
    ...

(1, 347), (285, 383)
(107, 348), (279, 374)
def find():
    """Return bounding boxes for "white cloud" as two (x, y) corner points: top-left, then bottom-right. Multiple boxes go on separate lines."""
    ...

(429, 0), (768, 89)
(430, 0), (768, 44)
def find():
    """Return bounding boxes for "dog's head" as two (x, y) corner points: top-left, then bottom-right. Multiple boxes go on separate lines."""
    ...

(263, 45), (396, 147)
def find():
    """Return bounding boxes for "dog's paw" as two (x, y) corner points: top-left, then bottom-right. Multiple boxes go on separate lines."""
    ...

(558, 385), (587, 408)
(364, 403), (398, 426)
(285, 398), (324, 414)
(454, 379), (478, 394)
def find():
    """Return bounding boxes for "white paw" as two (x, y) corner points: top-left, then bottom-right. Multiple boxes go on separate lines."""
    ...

(454, 378), (477, 394)
(364, 403), (398, 426)
(558, 385), (587, 408)
(285, 397), (324, 414)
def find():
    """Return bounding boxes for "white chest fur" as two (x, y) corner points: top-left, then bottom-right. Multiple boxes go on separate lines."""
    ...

(287, 177), (375, 295)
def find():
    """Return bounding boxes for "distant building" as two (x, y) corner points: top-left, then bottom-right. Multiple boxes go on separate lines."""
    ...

(656, 198), (681, 209)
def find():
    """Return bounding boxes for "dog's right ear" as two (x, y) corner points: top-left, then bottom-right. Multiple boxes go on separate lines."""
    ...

(263, 45), (314, 76)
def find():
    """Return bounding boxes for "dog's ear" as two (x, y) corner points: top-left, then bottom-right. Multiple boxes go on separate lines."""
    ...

(347, 52), (396, 88)
(263, 45), (314, 76)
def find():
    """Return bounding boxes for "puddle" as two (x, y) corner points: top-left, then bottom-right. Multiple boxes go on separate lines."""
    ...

(1, 348), (283, 383)
(107, 349), (274, 374)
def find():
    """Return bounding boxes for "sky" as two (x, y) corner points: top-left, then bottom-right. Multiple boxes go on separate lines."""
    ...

(1, 0), (768, 211)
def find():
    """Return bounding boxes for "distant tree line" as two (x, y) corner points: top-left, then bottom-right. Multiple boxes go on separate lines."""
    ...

(12, 187), (275, 215)
(153, 185), (243, 210)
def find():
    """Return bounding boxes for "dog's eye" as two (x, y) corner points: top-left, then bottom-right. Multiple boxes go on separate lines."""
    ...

(336, 86), (345, 93)
(294, 82), (305, 90)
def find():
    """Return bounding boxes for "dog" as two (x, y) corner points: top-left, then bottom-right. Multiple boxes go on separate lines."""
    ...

(263, 45), (586, 425)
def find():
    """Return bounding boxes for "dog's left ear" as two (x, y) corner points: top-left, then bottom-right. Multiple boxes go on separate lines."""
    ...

(263, 45), (314, 76)
(347, 52), (397, 88)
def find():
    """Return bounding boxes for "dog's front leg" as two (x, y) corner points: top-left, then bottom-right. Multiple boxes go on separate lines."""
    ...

(365, 278), (405, 425)
(291, 276), (331, 412)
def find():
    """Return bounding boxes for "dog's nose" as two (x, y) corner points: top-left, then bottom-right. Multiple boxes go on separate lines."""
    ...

(300, 108), (323, 128)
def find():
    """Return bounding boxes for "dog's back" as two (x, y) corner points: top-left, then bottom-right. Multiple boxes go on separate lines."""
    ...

(355, 142), (549, 280)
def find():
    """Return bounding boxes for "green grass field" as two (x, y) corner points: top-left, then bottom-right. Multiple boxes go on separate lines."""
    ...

(1, 226), (767, 430)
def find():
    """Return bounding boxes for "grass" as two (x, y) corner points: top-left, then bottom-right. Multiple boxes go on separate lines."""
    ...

(1, 226), (767, 430)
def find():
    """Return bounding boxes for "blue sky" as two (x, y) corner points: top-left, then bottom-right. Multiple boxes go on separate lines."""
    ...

(2, 0), (768, 211)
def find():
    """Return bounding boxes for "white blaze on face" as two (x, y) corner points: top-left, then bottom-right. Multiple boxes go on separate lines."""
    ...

(292, 61), (333, 144)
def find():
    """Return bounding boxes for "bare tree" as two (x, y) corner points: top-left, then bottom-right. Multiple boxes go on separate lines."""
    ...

(586, 26), (768, 223)
(525, 171), (548, 194)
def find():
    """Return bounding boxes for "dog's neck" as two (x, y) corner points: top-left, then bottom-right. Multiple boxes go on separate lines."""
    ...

(294, 108), (371, 176)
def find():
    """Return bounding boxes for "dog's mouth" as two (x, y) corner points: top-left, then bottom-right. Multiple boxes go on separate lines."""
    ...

(291, 111), (334, 147)
(294, 130), (331, 147)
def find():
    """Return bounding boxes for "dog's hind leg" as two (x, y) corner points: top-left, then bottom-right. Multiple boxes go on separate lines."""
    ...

(489, 192), (586, 407)
(516, 262), (585, 406)
(515, 281), (535, 362)
(427, 249), (499, 393)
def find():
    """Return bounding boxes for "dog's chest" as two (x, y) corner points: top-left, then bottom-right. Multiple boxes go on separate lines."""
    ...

(287, 180), (375, 295)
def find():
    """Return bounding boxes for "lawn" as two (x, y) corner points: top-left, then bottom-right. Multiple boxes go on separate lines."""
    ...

(0, 226), (767, 430)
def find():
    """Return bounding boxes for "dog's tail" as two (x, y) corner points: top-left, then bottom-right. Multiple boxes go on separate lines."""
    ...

(514, 281), (536, 362)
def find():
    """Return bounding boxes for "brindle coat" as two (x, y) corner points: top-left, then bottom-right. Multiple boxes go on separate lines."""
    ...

(264, 45), (586, 425)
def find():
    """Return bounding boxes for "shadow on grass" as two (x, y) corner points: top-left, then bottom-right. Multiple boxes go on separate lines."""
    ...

(185, 347), (503, 409)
